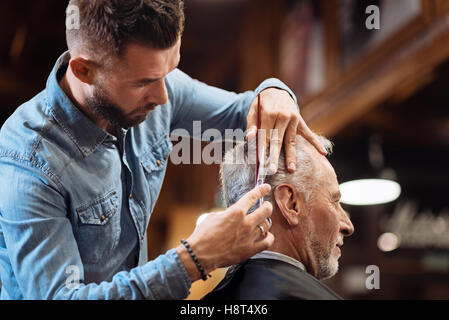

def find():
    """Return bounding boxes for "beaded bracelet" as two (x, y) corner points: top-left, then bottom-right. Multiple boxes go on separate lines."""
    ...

(181, 239), (211, 281)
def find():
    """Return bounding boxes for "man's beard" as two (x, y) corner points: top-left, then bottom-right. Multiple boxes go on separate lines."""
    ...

(86, 84), (156, 130)
(310, 238), (339, 281)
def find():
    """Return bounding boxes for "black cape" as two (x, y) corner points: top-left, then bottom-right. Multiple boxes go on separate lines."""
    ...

(202, 258), (343, 300)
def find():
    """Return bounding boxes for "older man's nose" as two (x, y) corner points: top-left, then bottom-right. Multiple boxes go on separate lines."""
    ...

(341, 211), (354, 237)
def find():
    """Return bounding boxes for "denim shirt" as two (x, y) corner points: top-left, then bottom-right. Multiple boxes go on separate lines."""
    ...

(0, 52), (296, 300)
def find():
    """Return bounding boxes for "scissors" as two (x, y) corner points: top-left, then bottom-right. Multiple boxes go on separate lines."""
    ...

(254, 94), (272, 227)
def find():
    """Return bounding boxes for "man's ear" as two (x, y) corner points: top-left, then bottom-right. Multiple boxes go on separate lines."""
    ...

(274, 184), (303, 226)
(69, 57), (96, 85)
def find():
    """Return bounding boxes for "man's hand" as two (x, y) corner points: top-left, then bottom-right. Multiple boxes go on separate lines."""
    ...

(246, 88), (327, 174)
(176, 184), (274, 282)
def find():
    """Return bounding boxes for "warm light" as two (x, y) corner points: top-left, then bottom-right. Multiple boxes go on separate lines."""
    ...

(339, 179), (401, 206)
(196, 213), (210, 226)
(377, 232), (401, 252)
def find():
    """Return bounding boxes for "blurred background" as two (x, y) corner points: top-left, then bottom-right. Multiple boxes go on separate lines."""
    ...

(1, 0), (449, 299)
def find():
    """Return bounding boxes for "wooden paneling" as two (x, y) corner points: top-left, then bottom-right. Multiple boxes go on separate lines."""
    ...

(238, 0), (285, 91)
(302, 0), (449, 136)
(329, 0), (432, 94)
(435, 0), (449, 17)
(322, 0), (341, 84)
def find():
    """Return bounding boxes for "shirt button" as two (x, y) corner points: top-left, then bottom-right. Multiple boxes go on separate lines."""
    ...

(100, 215), (106, 222)
(141, 234), (145, 240)
(156, 160), (161, 166)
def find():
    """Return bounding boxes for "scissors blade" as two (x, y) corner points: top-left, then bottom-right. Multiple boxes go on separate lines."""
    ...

(256, 145), (266, 207)
(253, 94), (272, 227)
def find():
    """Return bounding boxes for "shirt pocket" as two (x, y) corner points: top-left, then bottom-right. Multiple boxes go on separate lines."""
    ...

(141, 135), (173, 210)
(75, 190), (120, 264)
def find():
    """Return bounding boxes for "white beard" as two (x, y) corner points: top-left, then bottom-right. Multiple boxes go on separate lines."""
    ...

(311, 240), (340, 280)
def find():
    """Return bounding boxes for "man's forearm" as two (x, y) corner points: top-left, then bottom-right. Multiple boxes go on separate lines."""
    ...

(175, 244), (204, 282)
(168, 69), (298, 137)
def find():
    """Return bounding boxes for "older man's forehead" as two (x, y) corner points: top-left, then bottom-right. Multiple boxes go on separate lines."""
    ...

(317, 152), (337, 176)
(316, 155), (340, 189)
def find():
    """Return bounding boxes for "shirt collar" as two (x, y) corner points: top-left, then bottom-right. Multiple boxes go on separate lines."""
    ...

(45, 51), (110, 157)
(251, 250), (306, 272)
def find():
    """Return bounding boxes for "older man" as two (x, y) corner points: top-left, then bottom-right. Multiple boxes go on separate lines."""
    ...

(203, 135), (355, 300)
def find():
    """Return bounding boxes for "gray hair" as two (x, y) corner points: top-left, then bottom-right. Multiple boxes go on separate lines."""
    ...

(220, 134), (333, 209)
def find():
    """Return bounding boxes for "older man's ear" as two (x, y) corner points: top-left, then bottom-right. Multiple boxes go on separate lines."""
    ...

(273, 184), (305, 226)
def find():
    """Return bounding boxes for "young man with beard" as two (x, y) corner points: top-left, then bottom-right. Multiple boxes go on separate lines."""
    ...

(0, 0), (326, 299)
(203, 135), (354, 300)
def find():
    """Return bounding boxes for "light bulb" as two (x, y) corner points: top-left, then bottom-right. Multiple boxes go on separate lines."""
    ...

(340, 179), (401, 206)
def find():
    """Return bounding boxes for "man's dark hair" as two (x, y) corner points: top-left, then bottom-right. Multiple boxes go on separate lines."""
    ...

(66, 0), (185, 58)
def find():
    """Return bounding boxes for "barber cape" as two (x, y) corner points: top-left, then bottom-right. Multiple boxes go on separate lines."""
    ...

(202, 253), (343, 300)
